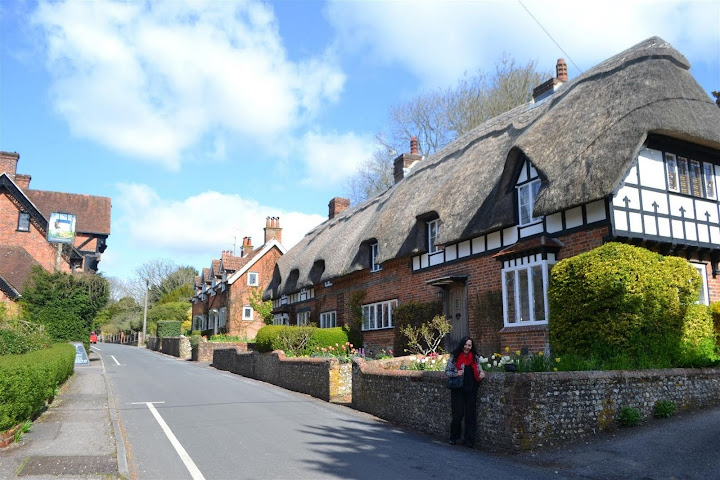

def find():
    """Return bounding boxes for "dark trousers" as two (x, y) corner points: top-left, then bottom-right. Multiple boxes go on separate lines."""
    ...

(450, 388), (477, 442)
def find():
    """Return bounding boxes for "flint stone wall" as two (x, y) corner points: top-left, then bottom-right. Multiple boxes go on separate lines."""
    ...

(352, 358), (720, 451)
(198, 341), (248, 362)
(212, 349), (350, 402)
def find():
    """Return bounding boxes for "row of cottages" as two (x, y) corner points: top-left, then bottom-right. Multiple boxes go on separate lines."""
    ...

(0, 151), (111, 315)
(263, 37), (720, 356)
(190, 217), (285, 339)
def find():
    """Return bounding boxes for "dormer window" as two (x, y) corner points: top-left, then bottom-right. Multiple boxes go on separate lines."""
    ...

(371, 243), (381, 272)
(427, 219), (439, 254)
(518, 180), (541, 226)
(665, 152), (716, 199)
(17, 212), (30, 232)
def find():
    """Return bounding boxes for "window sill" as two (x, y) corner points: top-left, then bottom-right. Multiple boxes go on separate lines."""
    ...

(499, 324), (548, 333)
(361, 326), (394, 332)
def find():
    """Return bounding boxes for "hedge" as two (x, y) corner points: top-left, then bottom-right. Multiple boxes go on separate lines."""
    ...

(549, 242), (700, 364)
(0, 343), (75, 431)
(157, 321), (182, 338)
(255, 325), (349, 355)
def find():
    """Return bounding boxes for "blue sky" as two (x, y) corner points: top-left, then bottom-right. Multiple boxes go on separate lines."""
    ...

(1, 0), (718, 284)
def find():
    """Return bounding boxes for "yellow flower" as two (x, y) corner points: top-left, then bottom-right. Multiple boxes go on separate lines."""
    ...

(553, 367), (558, 372)
(555, 357), (561, 363)
(505, 346), (510, 352)
(515, 350), (521, 356)
(538, 351), (544, 356)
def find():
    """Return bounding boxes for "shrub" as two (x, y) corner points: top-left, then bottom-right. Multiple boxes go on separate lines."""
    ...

(0, 319), (51, 355)
(400, 314), (452, 355)
(392, 301), (442, 356)
(679, 304), (719, 366)
(255, 325), (287, 352)
(156, 321), (182, 338)
(618, 407), (642, 427)
(0, 344), (75, 431)
(549, 243), (699, 365)
(309, 327), (349, 351)
(654, 400), (677, 418)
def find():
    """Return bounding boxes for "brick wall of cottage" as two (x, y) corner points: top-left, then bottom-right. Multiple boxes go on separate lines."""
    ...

(276, 223), (720, 357)
(0, 193), (73, 279)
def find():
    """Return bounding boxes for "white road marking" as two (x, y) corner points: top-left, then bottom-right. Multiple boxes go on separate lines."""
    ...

(136, 402), (206, 480)
(91, 346), (101, 351)
(110, 355), (121, 365)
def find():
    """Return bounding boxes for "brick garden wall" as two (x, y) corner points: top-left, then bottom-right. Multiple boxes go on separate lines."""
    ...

(197, 341), (248, 362)
(212, 348), (351, 402)
(351, 358), (720, 451)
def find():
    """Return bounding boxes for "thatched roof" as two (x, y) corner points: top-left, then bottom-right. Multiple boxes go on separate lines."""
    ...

(266, 37), (720, 300)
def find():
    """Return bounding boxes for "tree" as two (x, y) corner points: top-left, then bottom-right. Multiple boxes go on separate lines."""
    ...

(127, 259), (196, 304)
(146, 302), (191, 336)
(713, 91), (720, 107)
(20, 266), (109, 343)
(346, 55), (549, 203)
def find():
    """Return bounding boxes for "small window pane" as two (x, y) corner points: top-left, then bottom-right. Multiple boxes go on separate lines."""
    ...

(17, 212), (30, 232)
(690, 160), (702, 197)
(505, 271), (516, 323)
(704, 163), (716, 199)
(678, 157), (690, 195)
(666, 154), (678, 191)
(518, 269), (530, 322)
(531, 265), (545, 322)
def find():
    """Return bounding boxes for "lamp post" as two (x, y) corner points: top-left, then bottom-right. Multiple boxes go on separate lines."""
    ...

(142, 279), (149, 346)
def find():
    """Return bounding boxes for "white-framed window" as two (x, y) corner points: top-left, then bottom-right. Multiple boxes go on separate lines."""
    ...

(692, 263), (710, 305)
(17, 212), (30, 232)
(297, 311), (310, 326)
(209, 309), (219, 330)
(193, 315), (204, 331)
(362, 299), (398, 331)
(428, 219), (439, 254)
(518, 180), (541, 226)
(219, 307), (227, 327)
(320, 311), (337, 328)
(273, 313), (289, 325)
(242, 305), (253, 321)
(502, 254), (555, 326)
(665, 152), (717, 199)
(248, 272), (259, 286)
(371, 243), (381, 272)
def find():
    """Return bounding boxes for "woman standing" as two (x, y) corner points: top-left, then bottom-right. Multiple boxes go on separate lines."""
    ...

(445, 336), (485, 447)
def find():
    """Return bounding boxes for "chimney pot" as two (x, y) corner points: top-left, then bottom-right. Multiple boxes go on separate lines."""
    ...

(393, 138), (423, 184)
(264, 215), (283, 245)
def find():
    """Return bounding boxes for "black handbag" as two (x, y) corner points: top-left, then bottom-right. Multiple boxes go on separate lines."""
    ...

(445, 375), (463, 389)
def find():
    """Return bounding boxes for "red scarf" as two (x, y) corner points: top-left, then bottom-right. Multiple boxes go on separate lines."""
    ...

(455, 351), (480, 382)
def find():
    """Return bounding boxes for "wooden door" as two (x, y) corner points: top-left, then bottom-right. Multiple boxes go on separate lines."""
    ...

(445, 284), (468, 352)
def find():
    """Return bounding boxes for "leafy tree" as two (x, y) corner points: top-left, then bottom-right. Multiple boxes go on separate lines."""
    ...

(713, 91), (720, 107)
(95, 296), (142, 333)
(248, 287), (273, 325)
(346, 55), (548, 203)
(127, 260), (197, 305)
(157, 284), (194, 305)
(20, 266), (109, 343)
(146, 302), (191, 336)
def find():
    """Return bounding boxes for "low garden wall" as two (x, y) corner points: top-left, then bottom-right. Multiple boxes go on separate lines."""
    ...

(212, 348), (351, 402)
(198, 341), (248, 363)
(351, 358), (720, 451)
(146, 337), (191, 360)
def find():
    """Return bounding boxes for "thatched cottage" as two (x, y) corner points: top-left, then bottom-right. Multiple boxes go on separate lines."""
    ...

(263, 37), (720, 355)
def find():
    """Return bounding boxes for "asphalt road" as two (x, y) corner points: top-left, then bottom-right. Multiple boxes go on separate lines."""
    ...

(97, 343), (566, 480)
(98, 344), (720, 480)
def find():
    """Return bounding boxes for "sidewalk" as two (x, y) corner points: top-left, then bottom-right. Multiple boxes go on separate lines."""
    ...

(0, 349), (127, 479)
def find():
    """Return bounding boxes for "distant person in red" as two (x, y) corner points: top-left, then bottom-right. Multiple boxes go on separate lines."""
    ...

(90, 332), (98, 344)
(444, 336), (484, 447)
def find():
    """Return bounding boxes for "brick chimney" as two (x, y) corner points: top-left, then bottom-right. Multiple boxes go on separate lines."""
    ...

(532, 59), (569, 103)
(241, 236), (253, 257)
(328, 197), (350, 219)
(264, 216), (283, 245)
(393, 137), (423, 183)
(0, 151), (19, 178)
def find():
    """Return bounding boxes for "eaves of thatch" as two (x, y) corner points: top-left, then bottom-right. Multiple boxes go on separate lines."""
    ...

(266, 36), (720, 300)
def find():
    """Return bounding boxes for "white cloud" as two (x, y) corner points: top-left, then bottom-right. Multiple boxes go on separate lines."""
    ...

(31, 0), (345, 168)
(112, 182), (325, 260)
(326, 0), (720, 87)
(297, 131), (375, 187)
